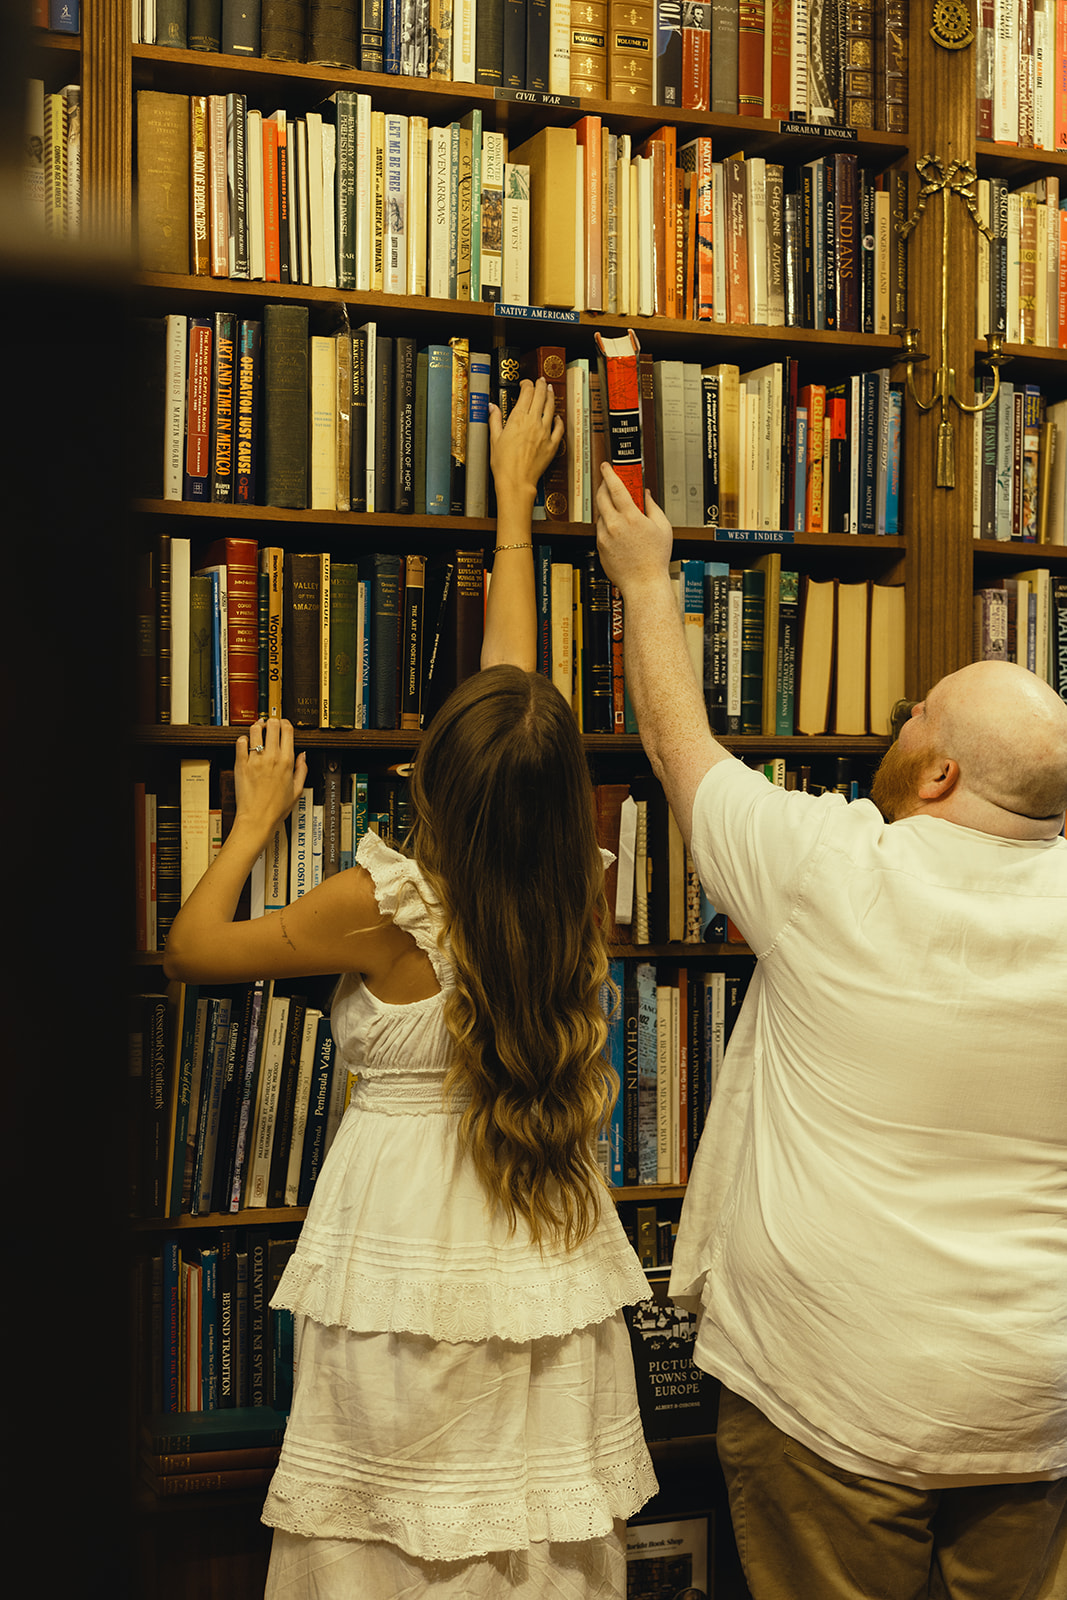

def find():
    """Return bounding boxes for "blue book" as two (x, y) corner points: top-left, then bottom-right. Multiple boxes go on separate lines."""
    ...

(884, 388), (902, 535)
(424, 345), (453, 514)
(601, 960), (626, 1187)
(636, 962), (658, 1185)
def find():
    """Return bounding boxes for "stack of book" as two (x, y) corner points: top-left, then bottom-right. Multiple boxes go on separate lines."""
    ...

(139, 1405), (288, 1496)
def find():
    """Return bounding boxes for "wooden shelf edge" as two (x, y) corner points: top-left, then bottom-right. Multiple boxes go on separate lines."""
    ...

(131, 1206), (307, 1231)
(972, 540), (1067, 564)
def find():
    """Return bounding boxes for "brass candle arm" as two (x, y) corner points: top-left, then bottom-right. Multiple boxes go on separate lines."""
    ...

(891, 156), (1012, 488)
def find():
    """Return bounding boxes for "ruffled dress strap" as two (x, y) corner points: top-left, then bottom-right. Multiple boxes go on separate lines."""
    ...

(356, 832), (451, 989)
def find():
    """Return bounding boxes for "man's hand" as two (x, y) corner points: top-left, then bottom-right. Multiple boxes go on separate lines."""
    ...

(595, 462), (675, 594)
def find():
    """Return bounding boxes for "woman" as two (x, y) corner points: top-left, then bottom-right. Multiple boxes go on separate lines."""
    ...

(164, 377), (657, 1597)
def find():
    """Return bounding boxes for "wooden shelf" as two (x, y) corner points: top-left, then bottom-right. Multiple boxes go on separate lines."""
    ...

(131, 1206), (307, 1231)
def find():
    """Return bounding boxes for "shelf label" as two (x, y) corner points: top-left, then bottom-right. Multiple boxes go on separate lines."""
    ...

(493, 303), (581, 323)
(712, 528), (797, 543)
(779, 120), (858, 141)
(495, 88), (580, 108)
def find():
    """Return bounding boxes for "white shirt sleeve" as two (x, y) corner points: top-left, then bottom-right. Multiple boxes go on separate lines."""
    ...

(689, 758), (850, 957)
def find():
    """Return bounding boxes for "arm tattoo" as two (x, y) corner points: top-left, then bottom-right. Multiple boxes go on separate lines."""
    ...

(278, 909), (297, 953)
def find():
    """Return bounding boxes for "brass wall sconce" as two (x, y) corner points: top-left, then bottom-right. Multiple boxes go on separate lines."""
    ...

(892, 155), (1012, 489)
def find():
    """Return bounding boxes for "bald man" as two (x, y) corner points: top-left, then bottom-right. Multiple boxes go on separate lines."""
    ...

(596, 462), (1067, 1600)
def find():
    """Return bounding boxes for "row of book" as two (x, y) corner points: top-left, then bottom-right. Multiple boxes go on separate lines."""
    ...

(137, 306), (905, 544)
(136, 1226), (297, 1424)
(599, 958), (751, 1190)
(135, 522), (904, 754)
(138, 1403), (288, 1496)
(972, 382), (1067, 544)
(976, 175), (1067, 350)
(137, 83), (910, 331)
(134, 761), (414, 951)
(132, 980), (346, 1217)
(132, 0), (907, 131)
(978, 0), (1067, 150)
(24, 77), (80, 238)
(973, 569), (1067, 691)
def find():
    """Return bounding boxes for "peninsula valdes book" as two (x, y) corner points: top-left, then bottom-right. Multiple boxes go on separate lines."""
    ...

(595, 328), (644, 508)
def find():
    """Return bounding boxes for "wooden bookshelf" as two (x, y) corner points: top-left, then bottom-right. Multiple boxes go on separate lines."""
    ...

(19, 4), (1064, 1596)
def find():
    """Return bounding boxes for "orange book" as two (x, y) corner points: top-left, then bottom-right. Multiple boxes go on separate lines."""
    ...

(573, 114), (603, 313)
(262, 115), (280, 283)
(1059, 210), (1067, 349)
(680, 136), (715, 319)
(800, 383), (826, 532)
(641, 125), (677, 317)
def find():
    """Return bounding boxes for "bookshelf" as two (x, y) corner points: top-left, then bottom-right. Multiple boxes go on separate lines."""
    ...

(14, 2), (1065, 1596)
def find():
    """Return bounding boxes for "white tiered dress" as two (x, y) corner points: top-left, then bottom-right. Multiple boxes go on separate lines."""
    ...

(262, 832), (658, 1598)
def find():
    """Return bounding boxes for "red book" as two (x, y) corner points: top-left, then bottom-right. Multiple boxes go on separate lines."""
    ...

(203, 536), (260, 726)
(595, 329), (644, 509)
(679, 136), (714, 319)
(520, 346), (569, 519)
(767, 0), (792, 118)
(573, 115), (603, 313)
(262, 116), (280, 283)
(183, 316), (213, 501)
(800, 383), (826, 532)
(737, 0), (765, 116)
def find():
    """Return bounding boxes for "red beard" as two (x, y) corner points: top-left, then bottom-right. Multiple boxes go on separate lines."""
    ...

(869, 738), (932, 821)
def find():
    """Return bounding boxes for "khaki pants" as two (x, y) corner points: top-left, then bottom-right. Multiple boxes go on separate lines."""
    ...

(716, 1387), (1067, 1600)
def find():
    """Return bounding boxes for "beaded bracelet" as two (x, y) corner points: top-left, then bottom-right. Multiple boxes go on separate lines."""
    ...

(493, 542), (533, 551)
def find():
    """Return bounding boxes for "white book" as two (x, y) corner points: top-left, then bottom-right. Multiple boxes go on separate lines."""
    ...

(1015, 565), (1052, 678)
(318, 551), (330, 728)
(480, 132), (505, 300)
(503, 162), (529, 304)
(637, 155), (654, 317)
(549, 0), (571, 94)
(1045, 401), (1067, 545)
(605, 131), (618, 314)
(321, 121), (337, 288)
(170, 537), (191, 724)
(246, 994), (290, 1207)
(566, 361), (586, 522)
(453, 0), (476, 81)
(179, 757), (211, 904)
(246, 107), (265, 280)
(1006, 191), (1021, 343)
(264, 823), (288, 912)
(550, 562), (573, 702)
(875, 186), (891, 336)
(384, 112), (407, 295)
(24, 78), (46, 230)
(654, 358), (687, 524)
(744, 156), (768, 325)
(407, 115), (428, 296)
(993, 0), (1019, 143)
(1034, 0), (1051, 147)
(428, 124), (452, 299)
(711, 163), (728, 323)
(1035, 202), (1049, 345)
(309, 334), (338, 511)
(164, 313), (187, 501)
(628, 158), (640, 318)
(305, 111), (326, 285)
(62, 82), (81, 237)
(355, 93), (373, 292)
(289, 789), (314, 902)
(311, 804), (324, 887)
(285, 1008), (324, 1206)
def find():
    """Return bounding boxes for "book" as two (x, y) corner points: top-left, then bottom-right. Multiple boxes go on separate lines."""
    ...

(506, 126), (577, 308)
(263, 302), (308, 508)
(136, 91), (190, 273)
(594, 329), (644, 508)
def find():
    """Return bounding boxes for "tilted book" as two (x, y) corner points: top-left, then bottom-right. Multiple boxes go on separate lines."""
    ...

(595, 329), (644, 509)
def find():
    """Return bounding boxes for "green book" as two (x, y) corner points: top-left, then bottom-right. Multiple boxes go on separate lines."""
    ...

(329, 562), (360, 729)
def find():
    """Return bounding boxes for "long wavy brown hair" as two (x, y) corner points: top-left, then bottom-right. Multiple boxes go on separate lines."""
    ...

(407, 665), (616, 1252)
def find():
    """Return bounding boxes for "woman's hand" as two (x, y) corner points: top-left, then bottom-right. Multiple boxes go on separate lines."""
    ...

(234, 717), (308, 842)
(489, 376), (564, 502)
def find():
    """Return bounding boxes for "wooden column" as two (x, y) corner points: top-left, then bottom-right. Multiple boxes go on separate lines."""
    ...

(899, 24), (980, 695)
(82, 0), (132, 248)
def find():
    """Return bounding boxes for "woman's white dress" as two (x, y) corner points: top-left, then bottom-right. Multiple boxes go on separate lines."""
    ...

(262, 832), (657, 1596)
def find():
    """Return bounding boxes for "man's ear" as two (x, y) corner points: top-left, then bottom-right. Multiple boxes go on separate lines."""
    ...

(916, 757), (960, 802)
